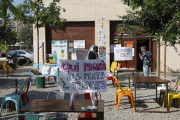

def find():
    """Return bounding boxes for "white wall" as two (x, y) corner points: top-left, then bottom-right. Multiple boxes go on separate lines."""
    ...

(160, 41), (180, 72)
(33, 0), (129, 70)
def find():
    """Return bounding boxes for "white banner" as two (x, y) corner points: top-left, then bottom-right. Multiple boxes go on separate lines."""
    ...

(114, 47), (133, 61)
(51, 40), (68, 64)
(59, 59), (107, 93)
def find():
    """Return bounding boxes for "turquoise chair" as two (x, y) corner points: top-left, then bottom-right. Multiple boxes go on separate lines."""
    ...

(0, 80), (27, 116)
(14, 114), (52, 120)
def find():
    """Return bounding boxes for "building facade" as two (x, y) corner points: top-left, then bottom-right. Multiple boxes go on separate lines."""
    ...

(33, 0), (180, 72)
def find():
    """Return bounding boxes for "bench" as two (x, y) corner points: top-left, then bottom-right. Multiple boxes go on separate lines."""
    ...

(30, 64), (59, 86)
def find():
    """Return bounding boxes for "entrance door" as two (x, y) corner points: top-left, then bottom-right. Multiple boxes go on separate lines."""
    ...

(136, 39), (149, 71)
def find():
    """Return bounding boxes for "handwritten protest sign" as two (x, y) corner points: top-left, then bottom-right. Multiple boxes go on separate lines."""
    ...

(114, 47), (133, 61)
(59, 59), (107, 93)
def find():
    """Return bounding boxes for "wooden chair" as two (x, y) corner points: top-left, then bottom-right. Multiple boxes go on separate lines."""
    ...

(113, 76), (135, 110)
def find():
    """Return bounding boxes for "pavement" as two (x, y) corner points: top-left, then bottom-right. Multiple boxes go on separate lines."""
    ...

(0, 63), (180, 120)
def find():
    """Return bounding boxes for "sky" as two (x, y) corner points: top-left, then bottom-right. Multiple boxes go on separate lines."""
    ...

(12, 0), (25, 6)
(9, 0), (28, 19)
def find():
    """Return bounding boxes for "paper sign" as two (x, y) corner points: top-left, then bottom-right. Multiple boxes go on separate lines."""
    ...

(110, 44), (121, 53)
(114, 47), (133, 61)
(132, 48), (134, 56)
(74, 40), (85, 48)
(71, 52), (77, 60)
(51, 40), (68, 64)
(124, 41), (133, 47)
(99, 30), (106, 45)
(59, 59), (107, 93)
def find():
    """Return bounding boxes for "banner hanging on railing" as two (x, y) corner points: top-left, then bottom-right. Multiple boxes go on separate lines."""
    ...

(59, 59), (107, 93)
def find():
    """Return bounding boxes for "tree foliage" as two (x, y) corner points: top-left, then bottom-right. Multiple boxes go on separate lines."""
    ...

(0, 0), (23, 19)
(17, 26), (33, 49)
(0, 16), (17, 51)
(118, 0), (180, 46)
(13, 0), (66, 30)
(5, 26), (17, 47)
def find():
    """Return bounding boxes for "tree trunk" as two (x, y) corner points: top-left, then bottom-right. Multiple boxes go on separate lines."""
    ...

(164, 41), (166, 78)
(37, 0), (39, 70)
(156, 39), (160, 78)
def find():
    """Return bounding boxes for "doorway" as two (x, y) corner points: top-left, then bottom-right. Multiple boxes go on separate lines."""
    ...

(136, 39), (149, 71)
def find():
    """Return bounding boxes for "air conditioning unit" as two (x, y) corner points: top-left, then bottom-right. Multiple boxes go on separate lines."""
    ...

(0, 18), (5, 27)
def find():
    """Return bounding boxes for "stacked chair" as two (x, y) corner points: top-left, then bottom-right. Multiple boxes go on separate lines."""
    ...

(8, 77), (31, 111)
(162, 79), (180, 112)
(0, 80), (27, 116)
(158, 77), (179, 104)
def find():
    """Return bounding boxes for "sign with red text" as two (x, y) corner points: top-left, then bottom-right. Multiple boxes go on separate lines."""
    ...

(59, 59), (107, 93)
(114, 47), (133, 61)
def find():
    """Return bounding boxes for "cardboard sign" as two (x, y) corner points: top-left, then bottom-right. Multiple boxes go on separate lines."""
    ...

(59, 59), (107, 93)
(114, 47), (133, 61)
(51, 40), (68, 64)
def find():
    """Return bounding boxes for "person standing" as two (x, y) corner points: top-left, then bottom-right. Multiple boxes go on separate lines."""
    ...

(88, 45), (99, 103)
(88, 46), (99, 59)
(139, 46), (152, 76)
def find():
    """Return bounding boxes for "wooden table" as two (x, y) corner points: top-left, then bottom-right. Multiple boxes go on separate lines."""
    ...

(0, 79), (18, 87)
(19, 99), (104, 120)
(129, 76), (168, 113)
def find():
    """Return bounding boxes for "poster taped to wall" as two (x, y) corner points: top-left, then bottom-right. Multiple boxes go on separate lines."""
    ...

(114, 47), (133, 61)
(74, 40), (85, 48)
(124, 41), (133, 47)
(99, 46), (106, 59)
(99, 30), (106, 45)
(59, 59), (107, 93)
(51, 40), (68, 64)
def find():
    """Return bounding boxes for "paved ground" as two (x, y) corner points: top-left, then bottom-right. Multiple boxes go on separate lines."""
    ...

(0, 63), (180, 120)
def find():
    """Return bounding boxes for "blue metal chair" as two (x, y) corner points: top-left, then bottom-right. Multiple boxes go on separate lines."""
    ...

(14, 114), (52, 120)
(0, 80), (27, 116)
